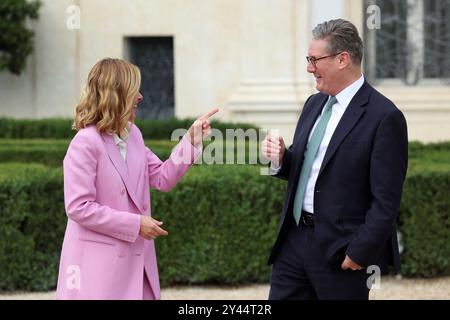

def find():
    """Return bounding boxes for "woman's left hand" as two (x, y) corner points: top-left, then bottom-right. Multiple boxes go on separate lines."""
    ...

(187, 108), (219, 148)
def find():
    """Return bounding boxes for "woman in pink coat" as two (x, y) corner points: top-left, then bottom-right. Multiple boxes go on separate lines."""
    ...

(56, 58), (218, 300)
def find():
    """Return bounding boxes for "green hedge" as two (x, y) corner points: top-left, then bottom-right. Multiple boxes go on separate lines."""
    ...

(2, 139), (449, 169)
(0, 164), (282, 291)
(408, 141), (450, 153)
(0, 139), (262, 167)
(0, 118), (259, 140)
(0, 164), (66, 291)
(399, 171), (450, 277)
(0, 139), (175, 167)
(0, 161), (449, 292)
(153, 165), (283, 286)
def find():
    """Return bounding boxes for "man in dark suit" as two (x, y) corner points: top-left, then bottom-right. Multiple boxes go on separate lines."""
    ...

(262, 19), (408, 300)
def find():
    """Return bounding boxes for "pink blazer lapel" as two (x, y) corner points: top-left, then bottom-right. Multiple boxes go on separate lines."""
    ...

(125, 130), (143, 192)
(102, 133), (143, 214)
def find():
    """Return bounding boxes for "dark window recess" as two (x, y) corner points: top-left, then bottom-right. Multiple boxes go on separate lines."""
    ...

(126, 37), (174, 119)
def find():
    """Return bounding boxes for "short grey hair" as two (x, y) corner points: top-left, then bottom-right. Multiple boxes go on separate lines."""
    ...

(312, 19), (363, 65)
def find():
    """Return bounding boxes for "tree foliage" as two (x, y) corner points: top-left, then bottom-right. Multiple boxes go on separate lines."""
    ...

(0, 0), (41, 75)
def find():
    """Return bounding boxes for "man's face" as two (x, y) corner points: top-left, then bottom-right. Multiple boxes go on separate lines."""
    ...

(307, 39), (340, 96)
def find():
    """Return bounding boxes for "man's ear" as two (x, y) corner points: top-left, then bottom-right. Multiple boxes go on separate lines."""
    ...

(338, 52), (351, 70)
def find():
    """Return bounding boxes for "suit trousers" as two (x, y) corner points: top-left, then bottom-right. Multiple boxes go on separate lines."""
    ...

(269, 215), (370, 300)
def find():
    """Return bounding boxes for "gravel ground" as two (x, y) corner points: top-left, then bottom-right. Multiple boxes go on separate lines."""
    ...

(1, 276), (449, 300)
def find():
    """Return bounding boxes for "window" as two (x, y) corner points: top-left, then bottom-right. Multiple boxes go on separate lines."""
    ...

(364, 0), (450, 85)
(125, 37), (175, 119)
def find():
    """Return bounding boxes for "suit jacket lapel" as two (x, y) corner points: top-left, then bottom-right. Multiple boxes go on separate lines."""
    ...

(293, 95), (329, 162)
(125, 128), (143, 198)
(318, 81), (371, 177)
(285, 94), (329, 210)
(102, 133), (143, 213)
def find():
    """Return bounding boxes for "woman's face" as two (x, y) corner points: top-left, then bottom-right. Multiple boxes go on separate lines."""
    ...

(129, 92), (143, 123)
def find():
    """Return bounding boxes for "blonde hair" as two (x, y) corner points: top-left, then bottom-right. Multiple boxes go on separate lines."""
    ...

(73, 58), (141, 135)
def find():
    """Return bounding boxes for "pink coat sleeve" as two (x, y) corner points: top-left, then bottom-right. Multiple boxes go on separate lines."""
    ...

(63, 133), (141, 242)
(146, 135), (201, 191)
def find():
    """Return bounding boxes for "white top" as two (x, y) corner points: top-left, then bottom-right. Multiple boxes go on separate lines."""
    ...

(271, 75), (365, 213)
(112, 124), (131, 162)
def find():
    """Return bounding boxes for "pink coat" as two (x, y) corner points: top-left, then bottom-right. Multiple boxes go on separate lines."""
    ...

(56, 124), (199, 299)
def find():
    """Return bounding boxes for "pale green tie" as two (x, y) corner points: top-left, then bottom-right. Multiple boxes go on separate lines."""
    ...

(293, 96), (337, 225)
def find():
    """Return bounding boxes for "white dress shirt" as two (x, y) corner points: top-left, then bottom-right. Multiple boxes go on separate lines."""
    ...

(271, 75), (365, 213)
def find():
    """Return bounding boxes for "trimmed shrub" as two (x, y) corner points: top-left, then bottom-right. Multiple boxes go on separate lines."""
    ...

(152, 165), (283, 286)
(0, 164), (283, 291)
(0, 139), (174, 167)
(0, 118), (259, 140)
(0, 159), (449, 291)
(399, 171), (450, 277)
(0, 139), (262, 167)
(0, 164), (65, 291)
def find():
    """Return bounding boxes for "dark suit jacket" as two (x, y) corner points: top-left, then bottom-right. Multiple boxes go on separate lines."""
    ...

(268, 81), (408, 273)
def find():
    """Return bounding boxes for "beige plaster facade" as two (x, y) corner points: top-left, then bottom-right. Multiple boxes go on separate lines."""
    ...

(0, 0), (449, 143)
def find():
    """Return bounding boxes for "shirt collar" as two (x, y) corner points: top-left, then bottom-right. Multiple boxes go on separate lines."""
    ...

(334, 75), (365, 110)
(112, 133), (125, 146)
(112, 122), (131, 145)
